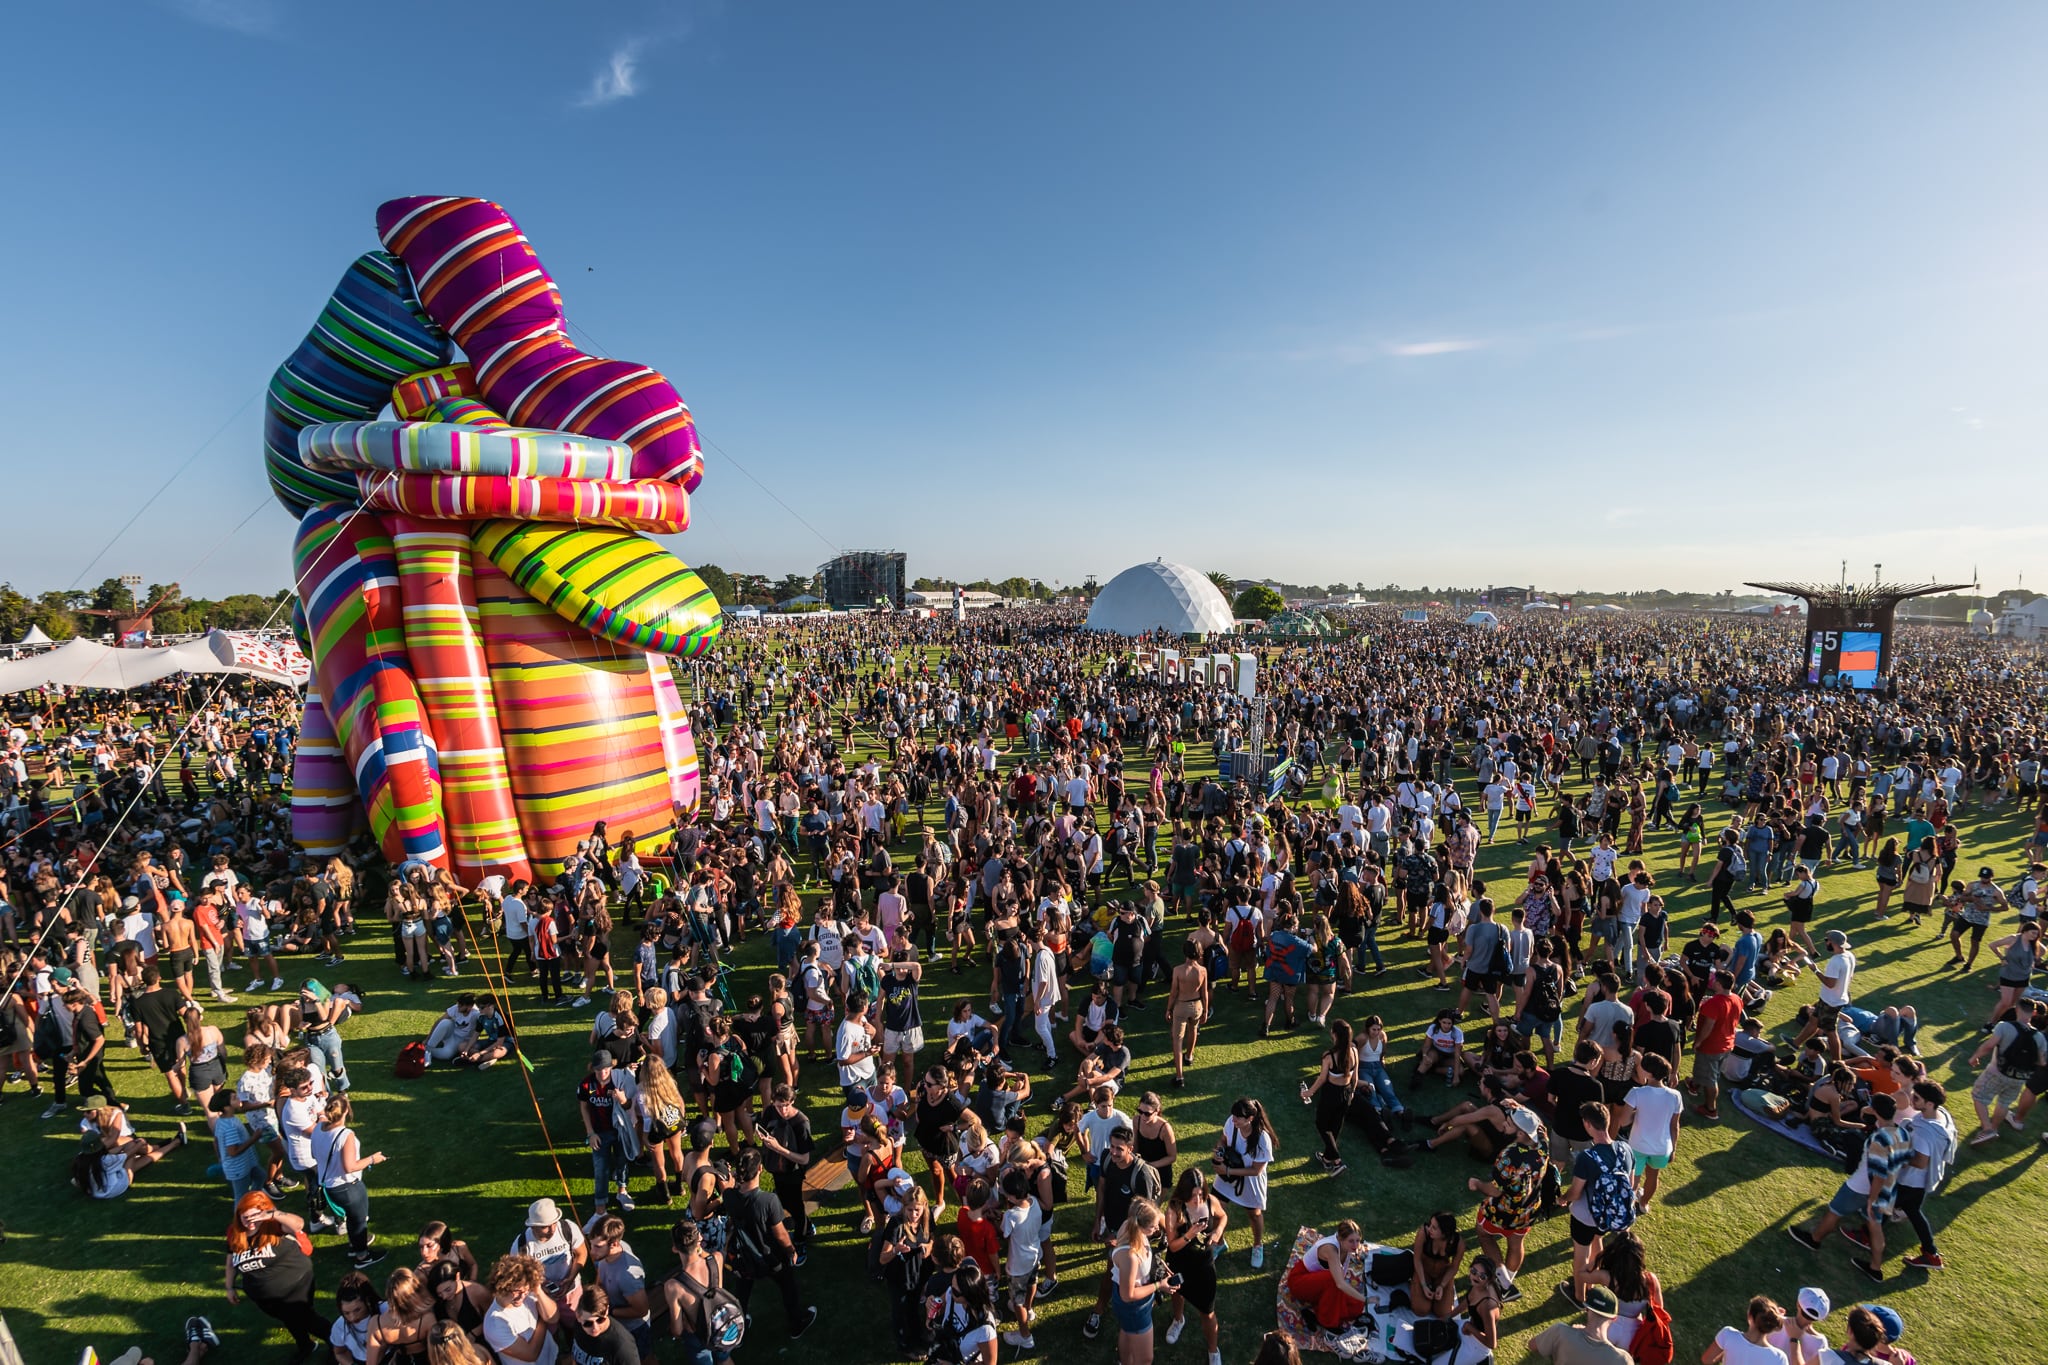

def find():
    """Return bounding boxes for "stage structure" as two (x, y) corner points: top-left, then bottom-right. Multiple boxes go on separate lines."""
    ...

(1744, 579), (1972, 691)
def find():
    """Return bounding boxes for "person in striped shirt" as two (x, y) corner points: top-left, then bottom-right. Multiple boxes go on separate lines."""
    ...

(1784, 1092), (1910, 1283)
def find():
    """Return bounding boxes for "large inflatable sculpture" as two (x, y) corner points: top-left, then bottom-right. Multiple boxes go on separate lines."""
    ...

(273, 197), (715, 883)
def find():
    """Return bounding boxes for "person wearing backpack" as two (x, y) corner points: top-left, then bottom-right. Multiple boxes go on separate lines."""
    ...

(1560, 1101), (1634, 1309)
(1965, 1000), (2047, 1146)
(662, 1217), (746, 1365)
(1222, 895), (1263, 995)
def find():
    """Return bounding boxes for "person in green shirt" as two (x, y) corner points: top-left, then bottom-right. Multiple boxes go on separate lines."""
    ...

(1529, 1286), (1634, 1364)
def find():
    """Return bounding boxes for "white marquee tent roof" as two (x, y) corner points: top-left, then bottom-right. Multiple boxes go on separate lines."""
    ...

(0, 631), (310, 695)
(1086, 560), (1236, 637)
(17, 624), (52, 645)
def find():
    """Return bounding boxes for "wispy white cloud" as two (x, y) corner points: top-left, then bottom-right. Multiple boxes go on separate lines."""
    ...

(578, 41), (646, 107)
(1603, 506), (1645, 525)
(163, 0), (278, 36)
(1950, 405), (1987, 431)
(1383, 339), (1488, 357)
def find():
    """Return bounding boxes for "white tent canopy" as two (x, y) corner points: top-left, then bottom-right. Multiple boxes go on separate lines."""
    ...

(17, 624), (52, 645)
(1464, 610), (1500, 629)
(0, 630), (310, 695)
(1086, 560), (1236, 636)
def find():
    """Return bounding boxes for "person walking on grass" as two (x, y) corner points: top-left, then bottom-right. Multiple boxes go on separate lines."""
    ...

(1787, 1092), (1908, 1283)
(1965, 1000), (2046, 1146)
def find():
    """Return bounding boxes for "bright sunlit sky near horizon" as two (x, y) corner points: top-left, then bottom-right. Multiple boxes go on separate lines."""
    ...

(3, 1), (2045, 599)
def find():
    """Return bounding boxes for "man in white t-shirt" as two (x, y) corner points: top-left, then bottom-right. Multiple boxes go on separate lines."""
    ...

(1481, 780), (1508, 842)
(502, 885), (532, 975)
(835, 993), (881, 1100)
(1794, 930), (1856, 1049)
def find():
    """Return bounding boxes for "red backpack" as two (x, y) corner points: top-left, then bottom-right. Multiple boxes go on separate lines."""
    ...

(393, 1041), (429, 1079)
(1631, 1272), (1675, 1365)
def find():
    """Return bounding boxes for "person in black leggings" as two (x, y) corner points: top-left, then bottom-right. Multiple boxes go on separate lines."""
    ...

(224, 1193), (327, 1362)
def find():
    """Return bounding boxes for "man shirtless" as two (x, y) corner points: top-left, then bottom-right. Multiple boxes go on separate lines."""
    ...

(160, 898), (200, 1002)
(1163, 940), (1211, 1089)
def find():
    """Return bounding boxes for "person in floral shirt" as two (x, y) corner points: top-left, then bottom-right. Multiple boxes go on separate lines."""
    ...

(1467, 1103), (1549, 1302)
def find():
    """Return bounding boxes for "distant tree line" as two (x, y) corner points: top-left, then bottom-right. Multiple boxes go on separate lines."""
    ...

(0, 579), (295, 643)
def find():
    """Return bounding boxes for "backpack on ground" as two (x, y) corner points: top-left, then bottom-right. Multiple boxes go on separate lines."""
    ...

(393, 1040), (428, 1079)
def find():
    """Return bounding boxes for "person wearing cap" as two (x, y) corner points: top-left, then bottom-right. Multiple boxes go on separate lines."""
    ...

(1838, 1303), (1907, 1362)
(1767, 1288), (1831, 1365)
(1528, 1284), (1631, 1364)
(720, 1145), (818, 1339)
(1947, 864), (2006, 970)
(1703, 1294), (1791, 1365)
(1793, 930), (1856, 1050)
(578, 1050), (636, 1216)
(1467, 1102), (1547, 1300)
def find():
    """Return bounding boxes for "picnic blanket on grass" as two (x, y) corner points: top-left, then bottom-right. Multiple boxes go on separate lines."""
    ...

(1729, 1088), (1839, 1159)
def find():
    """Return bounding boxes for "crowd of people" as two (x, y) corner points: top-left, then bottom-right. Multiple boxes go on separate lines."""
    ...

(5, 606), (2045, 1365)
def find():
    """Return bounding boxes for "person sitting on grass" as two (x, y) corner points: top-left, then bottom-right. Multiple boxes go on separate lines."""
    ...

(1062, 1024), (1132, 1105)
(1283, 1219), (1369, 1331)
(72, 1120), (187, 1198)
(1412, 1009), (1469, 1090)
(1416, 1075), (1533, 1159)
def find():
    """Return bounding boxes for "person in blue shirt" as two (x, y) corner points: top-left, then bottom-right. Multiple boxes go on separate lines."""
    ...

(1742, 819), (1775, 895)
(1725, 910), (1766, 1004)
(1260, 910), (1311, 1037)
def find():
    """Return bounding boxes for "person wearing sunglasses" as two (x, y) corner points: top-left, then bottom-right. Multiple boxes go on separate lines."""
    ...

(568, 1287), (640, 1365)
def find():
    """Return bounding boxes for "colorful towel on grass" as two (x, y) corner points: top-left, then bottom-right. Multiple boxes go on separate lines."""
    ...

(1274, 1226), (1380, 1356)
(1729, 1088), (1839, 1158)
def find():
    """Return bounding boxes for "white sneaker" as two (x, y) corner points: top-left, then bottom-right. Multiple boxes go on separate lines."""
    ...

(1249, 1244), (1265, 1269)
(573, 996), (591, 1008)
(1002, 1332), (1030, 1348)
(214, 991), (239, 1003)
(269, 978), (285, 990)
(1165, 1318), (1186, 1345)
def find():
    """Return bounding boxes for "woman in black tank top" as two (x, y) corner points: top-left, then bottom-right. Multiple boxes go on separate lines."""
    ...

(1131, 1091), (1177, 1186)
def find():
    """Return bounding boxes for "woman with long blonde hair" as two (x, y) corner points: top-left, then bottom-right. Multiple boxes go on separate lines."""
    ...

(424, 1319), (494, 1365)
(636, 1053), (689, 1205)
(1110, 1199), (1166, 1365)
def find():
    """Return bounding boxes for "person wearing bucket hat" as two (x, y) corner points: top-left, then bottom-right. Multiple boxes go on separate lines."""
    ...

(510, 1197), (587, 1311)
(1529, 1283), (1629, 1363)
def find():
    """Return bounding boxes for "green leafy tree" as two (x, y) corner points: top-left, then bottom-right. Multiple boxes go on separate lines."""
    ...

(773, 572), (816, 602)
(1231, 584), (1284, 620)
(1207, 571), (1233, 592)
(694, 563), (736, 610)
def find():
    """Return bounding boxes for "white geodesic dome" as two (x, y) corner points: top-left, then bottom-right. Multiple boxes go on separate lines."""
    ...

(1086, 560), (1237, 636)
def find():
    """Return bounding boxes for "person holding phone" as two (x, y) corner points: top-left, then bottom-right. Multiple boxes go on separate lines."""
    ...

(1162, 1168), (1228, 1365)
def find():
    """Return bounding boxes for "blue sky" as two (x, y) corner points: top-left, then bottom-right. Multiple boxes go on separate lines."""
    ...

(4, 1), (2044, 597)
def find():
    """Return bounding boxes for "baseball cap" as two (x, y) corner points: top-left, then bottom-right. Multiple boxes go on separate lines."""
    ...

(51, 967), (74, 986)
(1582, 1286), (1620, 1319)
(1859, 1304), (1904, 1342)
(1824, 929), (1849, 948)
(122, 895), (140, 910)
(1979, 866), (1995, 880)
(1796, 1287), (1831, 1320)
(1509, 1107), (1542, 1139)
(526, 1197), (562, 1226)
(590, 1049), (614, 1070)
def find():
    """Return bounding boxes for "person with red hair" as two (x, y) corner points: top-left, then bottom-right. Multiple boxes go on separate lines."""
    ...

(223, 1191), (326, 1361)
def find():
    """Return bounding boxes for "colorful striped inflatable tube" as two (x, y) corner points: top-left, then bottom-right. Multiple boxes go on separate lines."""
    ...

(472, 555), (679, 877)
(375, 196), (703, 490)
(360, 471), (689, 532)
(472, 522), (722, 657)
(292, 504), (448, 868)
(264, 252), (452, 514)
(290, 686), (359, 855)
(389, 517), (535, 885)
(301, 419), (633, 481)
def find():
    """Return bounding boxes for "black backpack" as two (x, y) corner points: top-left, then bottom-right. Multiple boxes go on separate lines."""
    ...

(1999, 1023), (2044, 1079)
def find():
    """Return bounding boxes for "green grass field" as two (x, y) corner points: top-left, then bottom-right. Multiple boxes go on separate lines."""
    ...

(4, 698), (2046, 1365)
